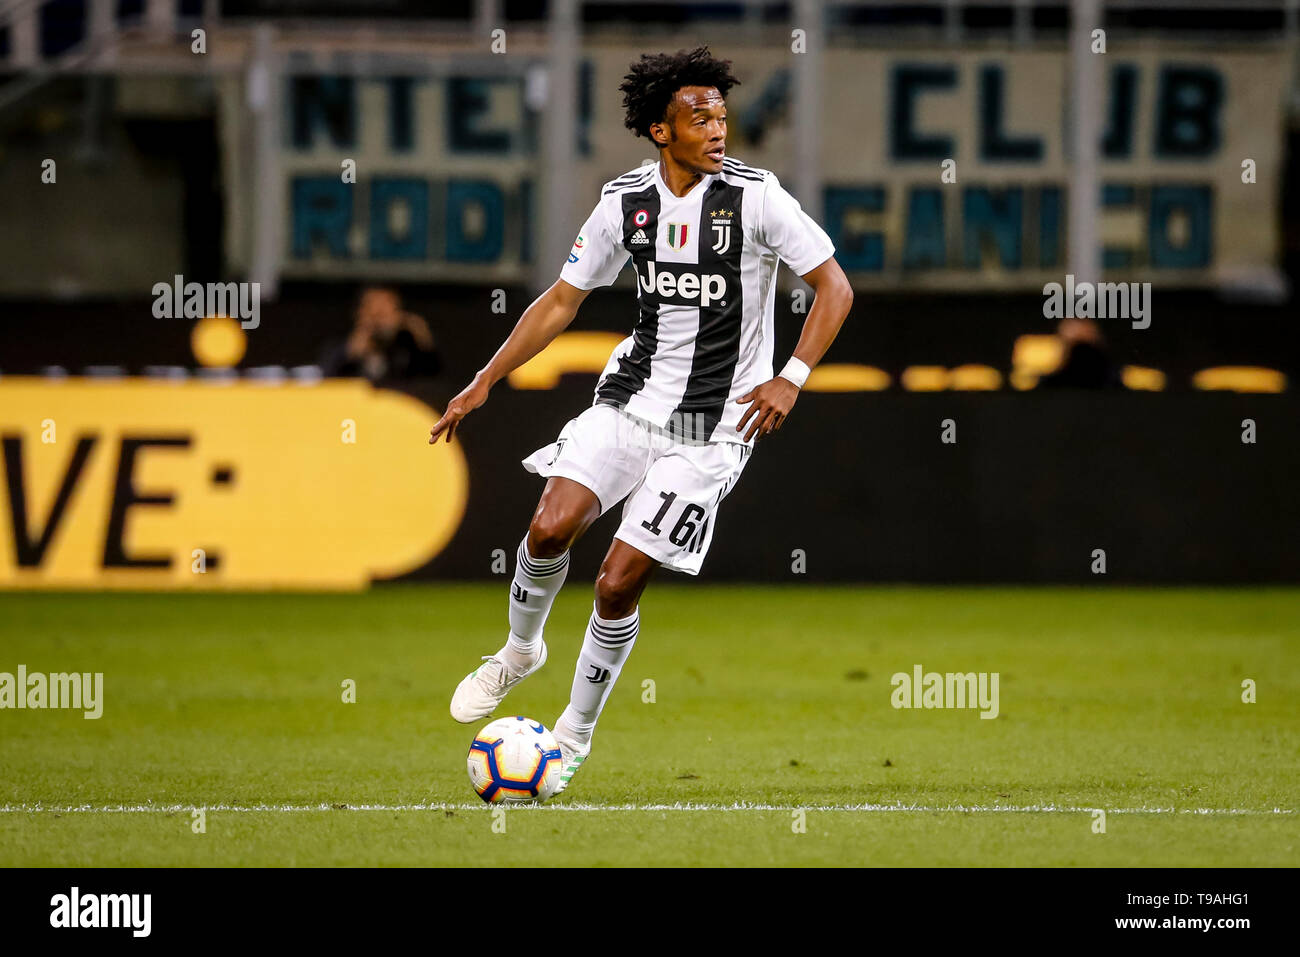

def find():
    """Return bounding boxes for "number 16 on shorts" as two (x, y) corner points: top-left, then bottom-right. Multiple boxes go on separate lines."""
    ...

(641, 491), (709, 551)
(614, 440), (748, 577)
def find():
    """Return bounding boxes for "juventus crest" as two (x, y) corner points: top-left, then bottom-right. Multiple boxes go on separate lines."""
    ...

(709, 207), (734, 254)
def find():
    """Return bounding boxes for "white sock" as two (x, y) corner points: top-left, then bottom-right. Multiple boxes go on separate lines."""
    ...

(558, 604), (640, 741)
(502, 535), (569, 673)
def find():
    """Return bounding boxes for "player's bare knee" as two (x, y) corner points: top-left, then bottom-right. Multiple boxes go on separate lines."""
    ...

(594, 567), (640, 618)
(528, 508), (580, 557)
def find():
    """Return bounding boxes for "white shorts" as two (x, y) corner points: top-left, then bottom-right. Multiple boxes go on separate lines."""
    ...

(521, 404), (752, 575)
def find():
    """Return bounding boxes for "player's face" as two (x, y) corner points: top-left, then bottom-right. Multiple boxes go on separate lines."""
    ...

(655, 86), (727, 174)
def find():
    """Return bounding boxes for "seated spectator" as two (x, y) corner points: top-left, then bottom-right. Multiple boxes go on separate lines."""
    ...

(321, 287), (441, 380)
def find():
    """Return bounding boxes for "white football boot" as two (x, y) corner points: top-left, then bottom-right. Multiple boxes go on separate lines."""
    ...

(449, 640), (548, 724)
(551, 720), (592, 796)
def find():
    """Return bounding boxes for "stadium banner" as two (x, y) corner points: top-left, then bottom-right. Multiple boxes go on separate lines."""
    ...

(0, 379), (467, 590)
(3, 379), (1297, 589)
(237, 44), (1287, 289)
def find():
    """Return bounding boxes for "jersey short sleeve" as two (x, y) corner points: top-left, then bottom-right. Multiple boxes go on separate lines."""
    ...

(759, 174), (836, 277)
(560, 197), (630, 290)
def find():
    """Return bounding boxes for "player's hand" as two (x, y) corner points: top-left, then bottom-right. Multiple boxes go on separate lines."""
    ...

(429, 374), (491, 445)
(735, 376), (799, 442)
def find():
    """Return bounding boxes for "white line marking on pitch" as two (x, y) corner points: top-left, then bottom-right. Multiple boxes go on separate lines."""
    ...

(0, 803), (1293, 815)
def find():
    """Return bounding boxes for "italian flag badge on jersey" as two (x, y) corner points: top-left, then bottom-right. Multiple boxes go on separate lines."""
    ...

(666, 223), (689, 249)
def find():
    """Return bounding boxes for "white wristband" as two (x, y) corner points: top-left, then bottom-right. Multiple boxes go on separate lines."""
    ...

(777, 357), (811, 389)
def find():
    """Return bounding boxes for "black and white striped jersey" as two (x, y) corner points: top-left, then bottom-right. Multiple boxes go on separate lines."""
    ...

(559, 158), (835, 445)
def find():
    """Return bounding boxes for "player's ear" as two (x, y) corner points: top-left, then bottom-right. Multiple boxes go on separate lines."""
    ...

(650, 96), (680, 146)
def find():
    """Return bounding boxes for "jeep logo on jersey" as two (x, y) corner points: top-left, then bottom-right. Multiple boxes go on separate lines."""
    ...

(635, 261), (727, 307)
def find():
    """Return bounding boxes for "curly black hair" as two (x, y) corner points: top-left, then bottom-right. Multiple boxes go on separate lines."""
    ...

(619, 46), (740, 142)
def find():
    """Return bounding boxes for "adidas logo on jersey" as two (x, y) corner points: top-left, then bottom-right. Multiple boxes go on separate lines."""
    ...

(636, 260), (727, 307)
(630, 228), (649, 246)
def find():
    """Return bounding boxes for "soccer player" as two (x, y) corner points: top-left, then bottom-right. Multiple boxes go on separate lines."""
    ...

(431, 46), (853, 793)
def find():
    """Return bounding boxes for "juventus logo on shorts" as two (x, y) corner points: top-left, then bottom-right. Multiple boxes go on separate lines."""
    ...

(548, 438), (566, 467)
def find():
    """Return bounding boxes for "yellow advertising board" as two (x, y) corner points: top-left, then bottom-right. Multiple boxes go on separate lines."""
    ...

(0, 379), (467, 590)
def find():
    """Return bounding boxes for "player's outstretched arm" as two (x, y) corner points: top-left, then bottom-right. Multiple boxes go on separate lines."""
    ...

(429, 278), (592, 444)
(735, 256), (854, 442)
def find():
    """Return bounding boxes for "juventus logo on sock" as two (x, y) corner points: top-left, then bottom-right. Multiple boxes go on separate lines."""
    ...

(506, 535), (571, 652)
(563, 605), (640, 734)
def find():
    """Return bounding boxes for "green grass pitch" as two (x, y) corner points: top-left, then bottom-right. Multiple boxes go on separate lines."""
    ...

(1, 585), (1296, 866)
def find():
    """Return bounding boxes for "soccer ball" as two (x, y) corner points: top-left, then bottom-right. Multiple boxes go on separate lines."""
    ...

(467, 716), (563, 804)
